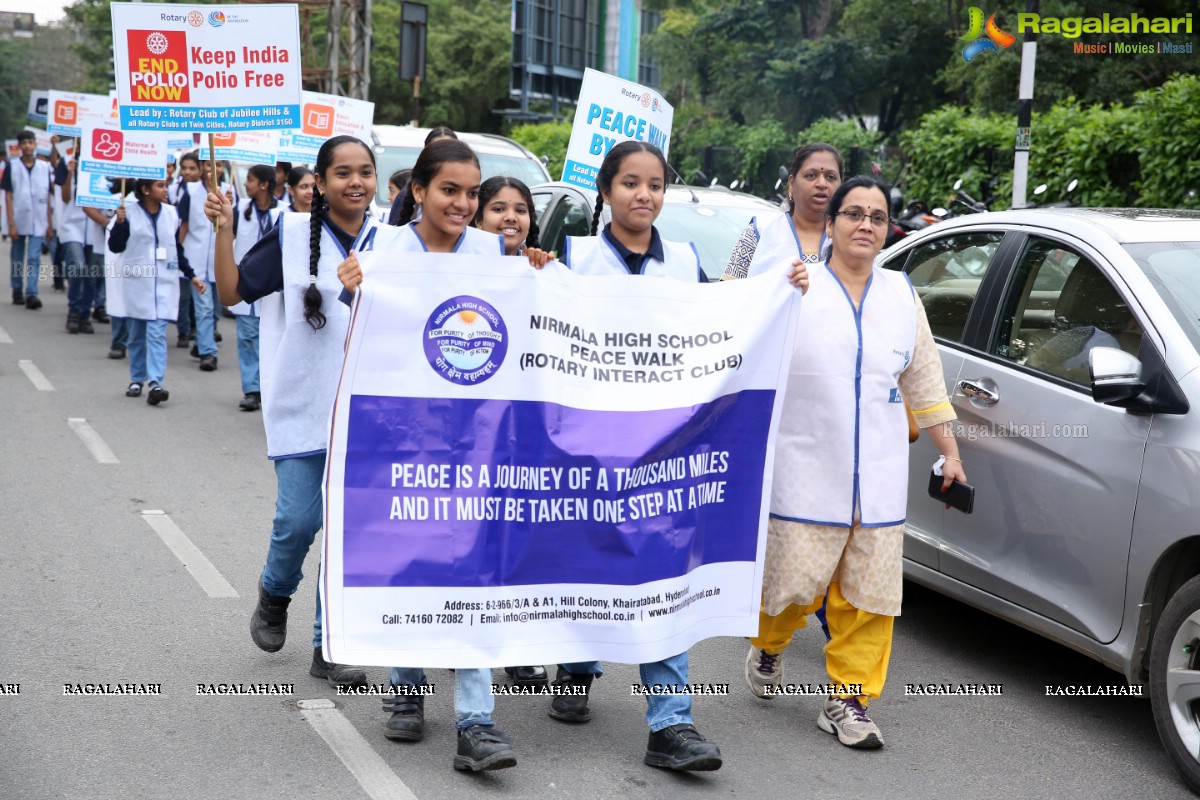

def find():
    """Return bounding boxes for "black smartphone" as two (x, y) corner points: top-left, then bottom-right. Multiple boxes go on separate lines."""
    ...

(928, 470), (975, 514)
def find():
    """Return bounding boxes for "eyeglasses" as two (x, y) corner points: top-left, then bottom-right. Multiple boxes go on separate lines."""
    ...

(834, 209), (889, 227)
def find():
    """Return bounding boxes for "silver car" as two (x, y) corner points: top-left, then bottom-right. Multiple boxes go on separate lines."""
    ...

(878, 208), (1200, 791)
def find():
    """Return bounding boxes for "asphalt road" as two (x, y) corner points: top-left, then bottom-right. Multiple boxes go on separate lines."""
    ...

(0, 248), (1193, 800)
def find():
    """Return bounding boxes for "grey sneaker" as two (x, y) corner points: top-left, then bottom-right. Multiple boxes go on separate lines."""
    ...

(744, 646), (784, 698)
(818, 696), (883, 749)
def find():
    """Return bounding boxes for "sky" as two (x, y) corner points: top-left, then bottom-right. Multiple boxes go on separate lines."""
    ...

(0, 2), (68, 24)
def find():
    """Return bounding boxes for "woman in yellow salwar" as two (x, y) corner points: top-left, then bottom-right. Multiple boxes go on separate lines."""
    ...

(743, 175), (966, 749)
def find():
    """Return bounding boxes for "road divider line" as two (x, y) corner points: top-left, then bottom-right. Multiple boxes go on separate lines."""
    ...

(67, 418), (120, 464)
(18, 359), (53, 391)
(298, 700), (420, 800)
(0, 324), (12, 343)
(140, 510), (239, 598)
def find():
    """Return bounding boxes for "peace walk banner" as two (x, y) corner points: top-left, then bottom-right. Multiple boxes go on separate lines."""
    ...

(321, 254), (800, 668)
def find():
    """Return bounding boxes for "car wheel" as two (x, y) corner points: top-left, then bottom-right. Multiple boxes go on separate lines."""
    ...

(1150, 574), (1200, 793)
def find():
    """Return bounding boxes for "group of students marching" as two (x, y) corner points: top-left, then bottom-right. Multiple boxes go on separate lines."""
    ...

(10, 122), (966, 775)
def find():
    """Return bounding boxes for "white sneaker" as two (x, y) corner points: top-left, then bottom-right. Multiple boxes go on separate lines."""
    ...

(818, 696), (884, 748)
(744, 646), (784, 698)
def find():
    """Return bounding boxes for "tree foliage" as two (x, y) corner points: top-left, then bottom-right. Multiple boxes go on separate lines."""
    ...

(0, 24), (88, 138)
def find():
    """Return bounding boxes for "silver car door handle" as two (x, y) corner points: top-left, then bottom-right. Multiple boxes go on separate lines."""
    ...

(957, 379), (999, 405)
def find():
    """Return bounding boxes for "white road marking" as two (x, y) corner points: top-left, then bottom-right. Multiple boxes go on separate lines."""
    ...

(298, 699), (420, 800)
(67, 418), (120, 464)
(140, 510), (239, 598)
(17, 359), (53, 391)
(0, 324), (12, 343)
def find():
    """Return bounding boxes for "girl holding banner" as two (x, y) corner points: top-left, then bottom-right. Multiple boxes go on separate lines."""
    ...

(473, 176), (542, 258)
(107, 179), (203, 406)
(336, 138), (524, 772)
(547, 141), (746, 772)
(202, 136), (373, 698)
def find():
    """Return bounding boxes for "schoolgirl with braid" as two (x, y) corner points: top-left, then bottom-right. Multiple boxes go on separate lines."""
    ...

(547, 141), (723, 773)
(203, 135), (374, 694)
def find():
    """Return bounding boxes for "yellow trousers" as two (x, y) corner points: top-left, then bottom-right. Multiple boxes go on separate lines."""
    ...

(749, 581), (893, 706)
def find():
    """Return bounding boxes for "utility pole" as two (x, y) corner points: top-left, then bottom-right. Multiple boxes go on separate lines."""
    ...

(1013, 0), (1037, 208)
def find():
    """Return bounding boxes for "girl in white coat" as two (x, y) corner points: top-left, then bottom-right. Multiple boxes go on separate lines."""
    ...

(550, 141), (722, 772)
(229, 164), (284, 411)
(204, 135), (375, 701)
(337, 139), (534, 773)
(107, 179), (203, 405)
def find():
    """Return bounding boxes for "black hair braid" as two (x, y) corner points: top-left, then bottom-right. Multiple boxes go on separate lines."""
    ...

(590, 196), (604, 236)
(525, 218), (541, 251)
(396, 184), (418, 226)
(243, 198), (253, 222)
(303, 185), (327, 331)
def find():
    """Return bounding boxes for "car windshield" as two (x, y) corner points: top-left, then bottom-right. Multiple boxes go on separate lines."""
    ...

(1124, 241), (1200, 352)
(374, 146), (548, 209)
(657, 202), (779, 280)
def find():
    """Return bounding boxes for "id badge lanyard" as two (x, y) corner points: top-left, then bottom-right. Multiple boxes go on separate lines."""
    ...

(140, 205), (176, 271)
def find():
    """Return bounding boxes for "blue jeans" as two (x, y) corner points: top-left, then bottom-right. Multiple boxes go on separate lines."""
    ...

(64, 242), (100, 317)
(236, 315), (260, 394)
(111, 316), (130, 349)
(177, 277), (194, 337)
(388, 668), (494, 729)
(261, 453), (326, 648)
(191, 280), (218, 356)
(127, 319), (168, 385)
(562, 652), (692, 731)
(10, 234), (43, 295)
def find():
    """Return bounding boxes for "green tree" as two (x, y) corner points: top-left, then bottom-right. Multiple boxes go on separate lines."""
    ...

(0, 23), (87, 138)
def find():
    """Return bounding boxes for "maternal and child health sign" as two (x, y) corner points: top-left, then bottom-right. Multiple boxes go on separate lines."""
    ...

(562, 68), (674, 191)
(79, 123), (169, 180)
(321, 254), (800, 668)
(110, 2), (302, 132)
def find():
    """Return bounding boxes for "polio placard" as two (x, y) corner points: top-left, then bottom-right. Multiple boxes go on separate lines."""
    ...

(110, 2), (303, 132)
(561, 69), (673, 192)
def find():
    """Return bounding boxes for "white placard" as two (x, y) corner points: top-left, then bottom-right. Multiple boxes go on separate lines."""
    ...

(197, 131), (280, 164)
(75, 165), (122, 210)
(276, 91), (375, 163)
(79, 123), (169, 180)
(111, 2), (303, 132)
(47, 91), (114, 137)
(27, 90), (48, 124)
(561, 69), (673, 191)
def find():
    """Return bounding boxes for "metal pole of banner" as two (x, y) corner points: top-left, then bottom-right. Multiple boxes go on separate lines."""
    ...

(1012, 0), (1038, 209)
(119, 180), (126, 207)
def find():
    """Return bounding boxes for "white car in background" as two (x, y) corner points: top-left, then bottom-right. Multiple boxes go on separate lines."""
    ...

(370, 126), (550, 220)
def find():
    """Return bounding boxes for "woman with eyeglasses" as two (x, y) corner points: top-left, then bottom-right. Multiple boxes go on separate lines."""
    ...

(722, 143), (842, 279)
(742, 176), (965, 752)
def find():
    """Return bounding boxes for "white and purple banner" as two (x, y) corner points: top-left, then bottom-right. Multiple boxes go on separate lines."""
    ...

(321, 253), (800, 668)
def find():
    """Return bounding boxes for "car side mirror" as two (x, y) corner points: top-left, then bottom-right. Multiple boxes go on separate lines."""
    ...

(1090, 346), (1145, 406)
